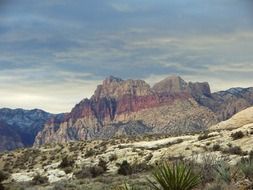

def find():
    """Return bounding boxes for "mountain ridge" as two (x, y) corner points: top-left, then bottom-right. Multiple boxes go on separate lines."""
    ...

(0, 75), (252, 151)
(34, 75), (253, 146)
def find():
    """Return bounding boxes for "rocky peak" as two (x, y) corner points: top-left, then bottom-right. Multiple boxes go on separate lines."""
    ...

(188, 82), (211, 98)
(152, 75), (211, 98)
(152, 75), (188, 93)
(93, 76), (152, 99)
(103, 76), (124, 85)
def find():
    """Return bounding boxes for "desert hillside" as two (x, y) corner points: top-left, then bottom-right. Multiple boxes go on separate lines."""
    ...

(1, 107), (253, 189)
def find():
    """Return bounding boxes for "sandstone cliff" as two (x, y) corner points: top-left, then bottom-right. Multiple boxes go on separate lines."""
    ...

(34, 76), (223, 146)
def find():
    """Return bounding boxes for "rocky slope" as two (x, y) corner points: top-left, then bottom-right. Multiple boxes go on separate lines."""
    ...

(210, 106), (253, 130)
(0, 121), (23, 152)
(1, 107), (253, 189)
(198, 87), (253, 121)
(34, 75), (253, 146)
(0, 108), (57, 151)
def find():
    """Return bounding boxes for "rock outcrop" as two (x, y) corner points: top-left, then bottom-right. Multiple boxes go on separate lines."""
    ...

(210, 106), (253, 130)
(32, 75), (253, 146)
(34, 75), (224, 146)
(197, 87), (253, 120)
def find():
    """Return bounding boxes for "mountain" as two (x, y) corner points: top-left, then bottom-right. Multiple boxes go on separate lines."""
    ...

(34, 75), (226, 146)
(0, 108), (57, 151)
(0, 121), (23, 152)
(197, 87), (253, 121)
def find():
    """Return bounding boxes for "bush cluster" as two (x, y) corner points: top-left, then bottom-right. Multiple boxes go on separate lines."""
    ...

(231, 131), (244, 140)
(74, 159), (108, 178)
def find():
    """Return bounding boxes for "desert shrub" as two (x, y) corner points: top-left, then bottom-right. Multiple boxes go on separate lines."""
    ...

(186, 154), (218, 185)
(85, 149), (95, 158)
(31, 174), (49, 185)
(214, 161), (231, 184)
(148, 162), (200, 190)
(63, 167), (73, 174)
(0, 170), (9, 190)
(212, 144), (221, 151)
(225, 146), (243, 155)
(198, 133), (210, 141)
(205, 183), (227, 190)
(249, 150), (253, 160)
(238, 157), (253, 180)
(145, 153), (153, 162)
(231, 131), (244, 140)
(0, 171), (8, 183)
(118, 161), (132, 176)
(58, 156), (75, 169)
(112, 183), (139, 190)
(98, 158), (108, 172)
(89, 165), (105, 178)
(131, 162), (152, 173)
(74, 165), (105, 178)
(109, 154), (118, 162)
(74, 160), (107, 179)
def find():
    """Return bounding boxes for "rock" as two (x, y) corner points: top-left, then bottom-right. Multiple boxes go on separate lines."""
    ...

(152, 75), (188, 93)
(33, 75), (253, 146)
(11, 172), (35, 182)
(34, 76), (219, 146)
(211, 106), (253, 130)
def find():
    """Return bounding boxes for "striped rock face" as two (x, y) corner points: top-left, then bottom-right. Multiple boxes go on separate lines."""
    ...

(34, 76), (253, 146)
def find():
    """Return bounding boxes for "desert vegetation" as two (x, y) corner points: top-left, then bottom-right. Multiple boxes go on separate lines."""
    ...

(1, 121), (253, 190)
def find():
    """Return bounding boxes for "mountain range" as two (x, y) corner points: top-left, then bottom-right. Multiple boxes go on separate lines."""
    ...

(1, 75), (253, 151)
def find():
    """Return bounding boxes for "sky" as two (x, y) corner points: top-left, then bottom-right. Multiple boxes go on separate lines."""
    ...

(0, 0), (253, 113)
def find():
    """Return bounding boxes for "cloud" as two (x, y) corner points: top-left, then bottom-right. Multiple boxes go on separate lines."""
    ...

(0, 0), (253, 112)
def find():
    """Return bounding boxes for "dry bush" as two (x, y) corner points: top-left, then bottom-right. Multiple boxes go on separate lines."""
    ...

(31, 174), (49, 185)
(118, 161), (132, 176)
(231, 131), (244, 140)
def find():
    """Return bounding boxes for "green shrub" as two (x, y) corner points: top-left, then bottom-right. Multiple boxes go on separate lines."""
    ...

(0, 171), (8, 183)
(89, 165), (105, 178)
(112, 183), (139, 190)
(131, 162), (152, 173)
(198, 133), (210, 141)
(223, 146), (243, 155)
(214, 161), (231, 184)
(85, 149), (95, 158)
(98, 158), (108, 172)
(148, 162), (200, 190)
(74, 160), (107, 179)
(231, 131), (244, 140)
(118, 161), (132, 176)
(58, 156), (75, 169)
(109, 154), (118, 162)
(31, 174), (49, 185)
(186, 154), (218, 185)
(206, 183), (226, 190)
(74, 165), (105, 178)
(0, 170), (9, 190)
(249, 150), (253, 160)
(238, 158), (253, 180)
(212, 144), (221, 151)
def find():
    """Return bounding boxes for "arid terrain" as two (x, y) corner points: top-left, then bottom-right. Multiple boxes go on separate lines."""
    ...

(1, 106), (253, 189)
